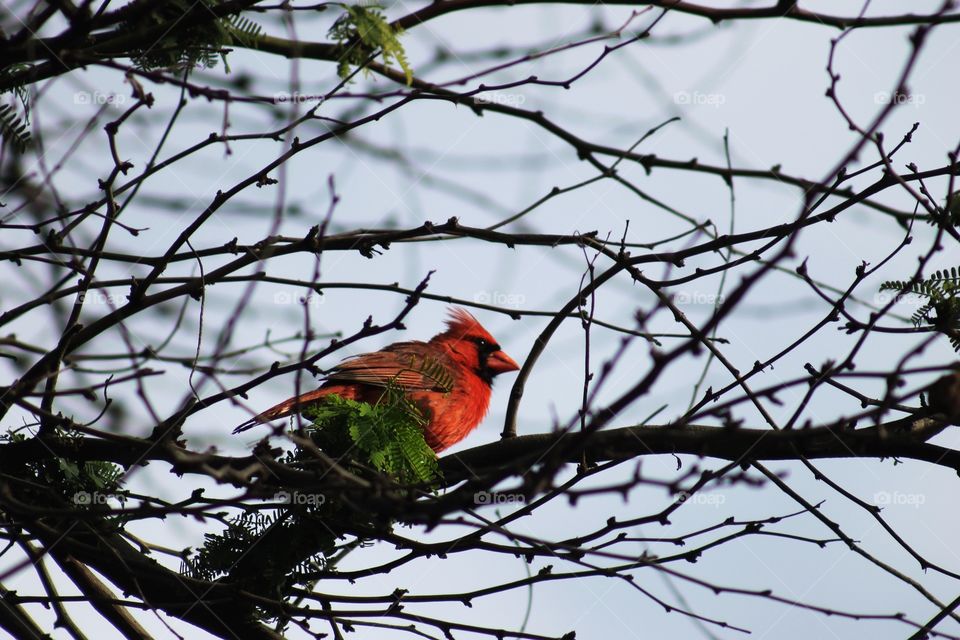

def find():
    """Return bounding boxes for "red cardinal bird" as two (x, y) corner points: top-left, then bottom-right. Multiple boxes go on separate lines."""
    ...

(234, 308), (520, 452)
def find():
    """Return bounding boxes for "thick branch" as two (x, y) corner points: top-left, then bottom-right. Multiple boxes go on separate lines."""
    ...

(443, 415), (957, 480)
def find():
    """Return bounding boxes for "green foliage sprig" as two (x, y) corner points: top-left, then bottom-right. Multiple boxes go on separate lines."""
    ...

(923, 191), (960, 229)
(183, 510), (340, 587)
(0, 103), (31, 153)
(122, 0), (263, 73)
(881, 267), (960, 351)
(226, 14), (264, 49)
(0, 63), (32, 153)
(0, 429), (125, 510)
(305, 389), (439, 484)
(328, 3), (413, 85)
(184, 387), (439, 603)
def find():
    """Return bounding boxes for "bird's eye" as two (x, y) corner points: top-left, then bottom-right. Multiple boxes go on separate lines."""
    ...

(473, 337), (496, 351)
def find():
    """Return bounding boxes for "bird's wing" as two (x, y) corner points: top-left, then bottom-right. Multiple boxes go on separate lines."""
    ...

(232, 342), (456, 434)
(325, 341), (455, 393)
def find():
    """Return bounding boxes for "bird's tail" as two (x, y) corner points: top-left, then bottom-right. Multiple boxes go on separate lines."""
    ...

(232, 387), (337, 434)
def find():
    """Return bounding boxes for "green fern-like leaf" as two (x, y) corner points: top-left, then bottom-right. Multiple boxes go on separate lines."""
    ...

(310, 390), (438, 484)
(123, 1), (214, 71)
(1, 63), (32, 116)
(329, 4), (413, 85)
(122, 0), (260, 73)
(925, 191), (960, 228)
(880, 268), (960, 350)
(879, 279), (908, 292)
(950, 333), (960, 353)
(188, 388), (439, 606)
(930, 267), (960, 285)
(0, 428), (126, 510)
(226, 14), (263, 48)
(947, 192), (960, 226)
(184, 506), (340, 598)
(394, 417), (439, 483)
(0, 103), (31, 153)
(910, 302), (935, 327)
(183, 512), (278, 581)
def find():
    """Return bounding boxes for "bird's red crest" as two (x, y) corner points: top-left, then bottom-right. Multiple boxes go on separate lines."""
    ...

(441, 307), (495, 343)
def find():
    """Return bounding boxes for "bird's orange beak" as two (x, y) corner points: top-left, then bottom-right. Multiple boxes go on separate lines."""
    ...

(487, 350), (520, 375)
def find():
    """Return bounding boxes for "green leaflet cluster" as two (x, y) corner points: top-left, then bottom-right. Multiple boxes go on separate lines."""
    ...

(182, 510), (342, 593)
(305, 389), (439, 484)
(0, 429), (126, 514)
(121, 0), (263, 73)
(186, 513), (277, 583)
(0, 2), (264, 151)
(328, 4), (413, 85)
(183, 390), (439, 608)
(0, 63), (32, 153)
(0, 103), (30, 153)
(881, 267), (960, 352)
(0, 2), (416, 150)
(924, 191), (960, 229)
